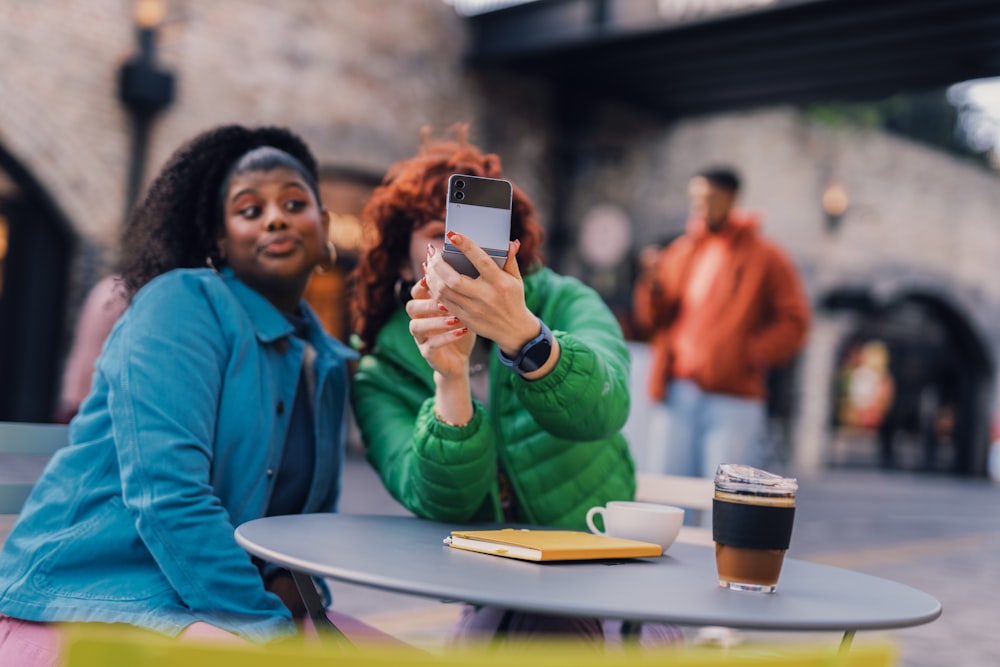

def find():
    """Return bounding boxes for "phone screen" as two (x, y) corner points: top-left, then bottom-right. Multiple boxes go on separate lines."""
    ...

(443, 174), (513, 277)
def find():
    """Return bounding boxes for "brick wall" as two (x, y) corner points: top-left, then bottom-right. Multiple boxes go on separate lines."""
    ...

(0, 0), (520, 268)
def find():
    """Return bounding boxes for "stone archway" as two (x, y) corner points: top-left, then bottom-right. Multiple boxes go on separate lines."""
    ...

(0, 146), (76, 421)
(822, 287), (994, 476)
(0, 71), (126, 423)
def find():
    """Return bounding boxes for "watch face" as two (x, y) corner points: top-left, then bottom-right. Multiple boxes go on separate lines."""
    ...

(520, 338), (553, 372)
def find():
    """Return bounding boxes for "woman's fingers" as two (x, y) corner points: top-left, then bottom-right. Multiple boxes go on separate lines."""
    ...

(424, 257), (474, 314)
(502, 240), (522, 279)
(409, 275), (432, 301)
(408, 314), (465, 343)
(406, 293), (451, 319)
(415, 326), (471, 353)
(446, 231), (503, 280)
(422, 234), (533, 346)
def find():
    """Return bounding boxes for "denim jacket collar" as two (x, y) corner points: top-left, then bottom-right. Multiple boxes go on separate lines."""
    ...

(219, 267), (357, 361)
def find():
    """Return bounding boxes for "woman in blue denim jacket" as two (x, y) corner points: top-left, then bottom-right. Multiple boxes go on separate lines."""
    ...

(0, 126), (369, 663)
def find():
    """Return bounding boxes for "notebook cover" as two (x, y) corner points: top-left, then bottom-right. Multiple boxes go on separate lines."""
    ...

(446, 528), (663, 561)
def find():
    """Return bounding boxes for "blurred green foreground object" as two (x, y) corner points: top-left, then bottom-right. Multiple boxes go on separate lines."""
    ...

(61, 622), (898, 667)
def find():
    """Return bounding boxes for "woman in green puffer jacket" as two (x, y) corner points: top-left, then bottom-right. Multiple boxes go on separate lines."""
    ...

(349, 126), (640, 643)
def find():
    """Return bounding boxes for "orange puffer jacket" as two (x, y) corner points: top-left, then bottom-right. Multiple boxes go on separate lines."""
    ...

(633, 211), (810, 401)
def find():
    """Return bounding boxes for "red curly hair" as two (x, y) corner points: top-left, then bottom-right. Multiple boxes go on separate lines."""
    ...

(350, 125), (545, 353)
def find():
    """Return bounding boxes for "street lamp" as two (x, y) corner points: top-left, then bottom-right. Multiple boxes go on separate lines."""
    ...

(118, 0), (175, 219)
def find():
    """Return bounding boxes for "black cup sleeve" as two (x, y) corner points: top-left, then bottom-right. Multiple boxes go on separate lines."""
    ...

(712, 499), (795, 550)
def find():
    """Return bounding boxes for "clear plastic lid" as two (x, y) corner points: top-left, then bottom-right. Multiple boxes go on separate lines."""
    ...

(714, 463), (798, 496)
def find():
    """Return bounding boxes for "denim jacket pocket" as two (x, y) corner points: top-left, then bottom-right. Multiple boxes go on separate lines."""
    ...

(32, 496), (175, 601)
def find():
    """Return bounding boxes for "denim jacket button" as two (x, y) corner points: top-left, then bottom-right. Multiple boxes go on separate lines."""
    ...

(266, 468), (274, 478)
(276, 400), (285, 415)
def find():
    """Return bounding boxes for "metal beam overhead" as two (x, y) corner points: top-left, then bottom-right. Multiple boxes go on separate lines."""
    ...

(464, 0), (1000, 117)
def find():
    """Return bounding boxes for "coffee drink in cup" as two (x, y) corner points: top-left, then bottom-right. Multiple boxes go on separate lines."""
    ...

(712, 464), (797, 593)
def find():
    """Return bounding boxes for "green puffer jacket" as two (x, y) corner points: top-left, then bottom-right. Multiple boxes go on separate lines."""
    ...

(351, 266), (636, 529)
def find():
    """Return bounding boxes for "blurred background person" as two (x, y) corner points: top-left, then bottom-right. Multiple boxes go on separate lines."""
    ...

(839, 340), (895, 432)
(632, 166), (810, 481)
(53, 274), (128, 423)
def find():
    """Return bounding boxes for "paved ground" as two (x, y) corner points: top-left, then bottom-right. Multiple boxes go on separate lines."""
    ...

(785, 465), (1000, 667)
(335, 447), (1000, 666)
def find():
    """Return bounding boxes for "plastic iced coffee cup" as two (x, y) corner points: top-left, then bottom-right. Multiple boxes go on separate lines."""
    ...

(712, 464), (797, 593)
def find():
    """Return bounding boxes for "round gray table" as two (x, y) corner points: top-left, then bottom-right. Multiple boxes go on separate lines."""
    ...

(235, 514), (941, 645)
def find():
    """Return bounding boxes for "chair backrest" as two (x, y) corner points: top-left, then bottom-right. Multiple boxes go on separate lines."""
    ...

(634, 472), (715, 546)
(0, 421), (69, 514)
(62, 624), (898, 667)
(635, 472), (714, 510)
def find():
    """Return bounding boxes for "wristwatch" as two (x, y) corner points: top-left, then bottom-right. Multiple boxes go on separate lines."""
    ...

(496, 319), (554, 376)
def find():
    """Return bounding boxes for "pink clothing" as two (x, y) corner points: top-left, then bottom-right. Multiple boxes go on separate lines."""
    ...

(0, 609), (409, 664)
(0, 615), (62, 667)
(55, 275), (128, 423)
(309, 609), (412, 646)
(179, 611), (406, 645)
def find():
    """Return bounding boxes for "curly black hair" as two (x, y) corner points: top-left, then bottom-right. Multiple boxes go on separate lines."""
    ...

(119, 125), (320, 300)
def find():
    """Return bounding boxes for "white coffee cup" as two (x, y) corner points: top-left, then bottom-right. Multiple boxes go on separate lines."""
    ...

(585, 501), (684, 554)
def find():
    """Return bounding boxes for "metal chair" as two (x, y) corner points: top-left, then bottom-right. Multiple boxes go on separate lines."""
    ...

(0, 421), (69, 543)
(634, 471), (715, 546)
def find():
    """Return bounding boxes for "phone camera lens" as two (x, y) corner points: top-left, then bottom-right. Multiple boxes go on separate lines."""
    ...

(454, 191), (465, 201)
(454, 179), (466, 189)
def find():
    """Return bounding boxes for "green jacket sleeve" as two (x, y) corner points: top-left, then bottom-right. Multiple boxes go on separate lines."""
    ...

(351, 329), (499, 523)
(514, 270), (631, 440)
(483, 269), (635, 528)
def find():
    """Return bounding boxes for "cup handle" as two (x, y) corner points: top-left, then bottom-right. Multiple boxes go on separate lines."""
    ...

(585, 507), (606, 535)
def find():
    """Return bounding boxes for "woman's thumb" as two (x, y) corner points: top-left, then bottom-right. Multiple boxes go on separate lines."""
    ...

(503, 240), (522, 279)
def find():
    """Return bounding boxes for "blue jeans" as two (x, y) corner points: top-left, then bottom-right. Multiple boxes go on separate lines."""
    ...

(647, 379), (766, 482)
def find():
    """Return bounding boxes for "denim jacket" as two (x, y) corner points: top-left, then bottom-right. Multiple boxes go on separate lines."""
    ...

(0, 268), (356, 643)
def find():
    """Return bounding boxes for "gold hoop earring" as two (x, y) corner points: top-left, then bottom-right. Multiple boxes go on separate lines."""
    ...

(314, 241), (337, 275)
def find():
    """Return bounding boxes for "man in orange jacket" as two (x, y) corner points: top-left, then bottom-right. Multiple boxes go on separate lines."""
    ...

(632, 166), (809, 479)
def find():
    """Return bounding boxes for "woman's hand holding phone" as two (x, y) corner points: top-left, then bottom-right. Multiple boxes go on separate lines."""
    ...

(406, 244), (478, 427)
(424, 232), (540, 360)
(443, 174), (511, 276)
(405, 253), (476, 381)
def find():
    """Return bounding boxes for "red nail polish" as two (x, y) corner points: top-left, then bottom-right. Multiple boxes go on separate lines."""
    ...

(420, 276), (428, 288)
(446, 317), (460, 325)
(455, 327), (469, 337)
(446, 231), (458, 242)
(438, 303), (448, 312)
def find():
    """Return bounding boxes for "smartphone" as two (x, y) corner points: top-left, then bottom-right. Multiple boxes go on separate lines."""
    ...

(443, 173), (513, 278)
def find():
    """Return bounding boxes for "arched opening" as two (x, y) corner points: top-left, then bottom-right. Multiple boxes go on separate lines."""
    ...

(0, 146), (75, 422)
(824, 288), (993, 476)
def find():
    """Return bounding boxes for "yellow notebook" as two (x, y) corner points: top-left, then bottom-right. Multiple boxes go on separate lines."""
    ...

(444, 528), (663, 561)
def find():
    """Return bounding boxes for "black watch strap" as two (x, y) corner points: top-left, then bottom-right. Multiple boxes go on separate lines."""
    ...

(497, 319), (554, 376)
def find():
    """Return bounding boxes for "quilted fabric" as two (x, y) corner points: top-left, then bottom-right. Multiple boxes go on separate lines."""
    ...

(352, 267), (636, 528)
